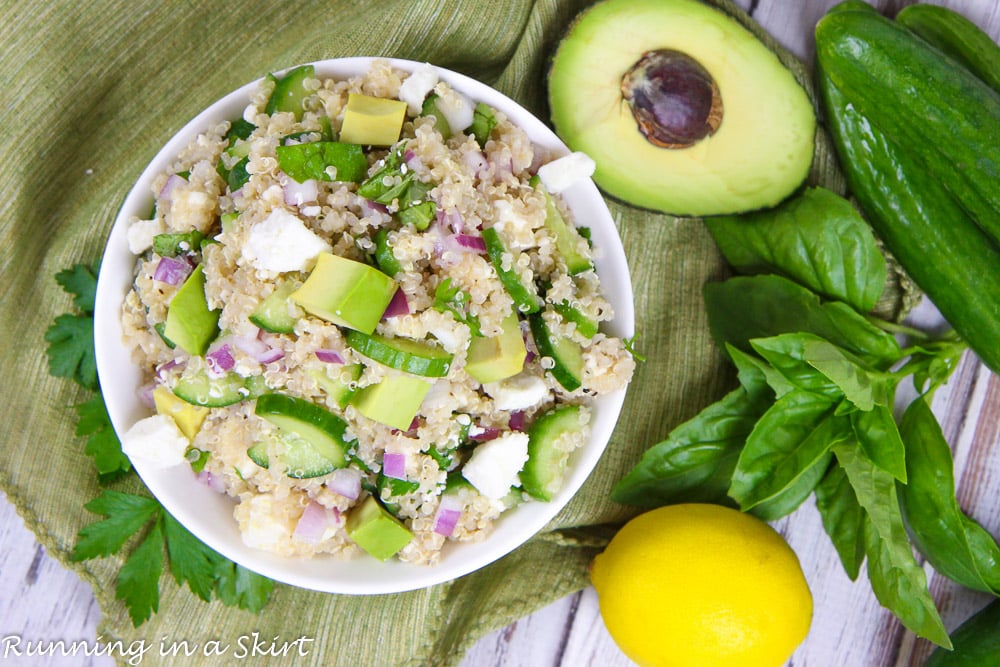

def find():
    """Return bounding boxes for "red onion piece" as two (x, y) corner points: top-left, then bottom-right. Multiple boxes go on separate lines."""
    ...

(453, 233), (486, 252)
(382, 452), (407, 480)
(293, 501), (340, 544)
(206, 344), (236, 374)
(381, 289), (410, 320)
(233, 333), (268, 356)
(508, 410), (527, 432)
(159, 173), (185, 202)
(153, 256), (192, 285)
(464, 150), (489, 178)
(315, 348), (345, 364)
(257, 348), (285, 364)
(360, 199), (390, 217)
(469, 425), (501, 442)
(137, 382), (157, 409)
(197, 471), (226, 494)
(433, 495), (464, 537)
(326, 467), (361, 500)
(437, 207), (464, 234)
(283, 176), (319, 206)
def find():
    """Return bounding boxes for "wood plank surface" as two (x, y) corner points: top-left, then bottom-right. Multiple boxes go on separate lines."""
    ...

(2, 2), (999, 666)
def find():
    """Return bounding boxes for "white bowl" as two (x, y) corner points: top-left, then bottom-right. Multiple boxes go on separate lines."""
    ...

(95, 57), (634, 595)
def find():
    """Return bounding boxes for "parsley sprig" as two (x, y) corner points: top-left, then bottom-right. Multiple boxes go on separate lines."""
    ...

(47, 262), (274, 626)
(433, 277), (481, 335)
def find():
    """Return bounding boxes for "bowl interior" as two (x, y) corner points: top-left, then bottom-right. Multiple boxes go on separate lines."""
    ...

(94, 57), (634, 594)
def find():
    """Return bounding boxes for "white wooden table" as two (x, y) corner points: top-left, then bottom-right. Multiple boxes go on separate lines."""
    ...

(3, 1), (999, 665)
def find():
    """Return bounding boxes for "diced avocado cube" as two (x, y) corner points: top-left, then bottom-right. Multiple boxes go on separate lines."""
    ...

(153, 385), (209, 440)
(163, 265), (220, 356)
(346, 496), (413, 561)
(350, 375), (432, 430)
(291, 253), (397, 334)
(339, 93), (407, 146)
(465, 312), (527, 384)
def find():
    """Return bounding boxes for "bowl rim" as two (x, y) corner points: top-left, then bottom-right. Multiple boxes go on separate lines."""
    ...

(94, 56), (634, 595)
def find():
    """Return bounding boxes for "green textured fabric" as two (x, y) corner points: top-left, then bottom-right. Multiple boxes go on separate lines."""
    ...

(0, 1), (855, 665)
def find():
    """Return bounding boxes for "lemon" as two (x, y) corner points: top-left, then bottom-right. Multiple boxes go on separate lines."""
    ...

(590, 503), (812, 667)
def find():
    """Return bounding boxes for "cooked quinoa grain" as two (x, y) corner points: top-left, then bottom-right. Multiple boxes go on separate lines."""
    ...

(121, 61), (634, 565)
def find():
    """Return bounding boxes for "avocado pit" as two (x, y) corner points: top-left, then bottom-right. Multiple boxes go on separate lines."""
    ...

(621, 49), (723, 149)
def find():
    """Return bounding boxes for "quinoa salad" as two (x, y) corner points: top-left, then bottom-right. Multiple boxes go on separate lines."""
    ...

(118, 60), (635, 565)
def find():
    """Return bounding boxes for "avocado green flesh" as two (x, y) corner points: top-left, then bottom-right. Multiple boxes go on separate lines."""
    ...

(465, 312), (527, 384)
(163, 265), (220, 356)
(350, 375), (432, 430)
(291, 253), (397, 334)
(346, 496), (413, 561)
(548, 0), (816, 216)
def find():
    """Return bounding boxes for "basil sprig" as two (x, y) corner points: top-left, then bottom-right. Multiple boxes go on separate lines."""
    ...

(614, 186), (1000, 649)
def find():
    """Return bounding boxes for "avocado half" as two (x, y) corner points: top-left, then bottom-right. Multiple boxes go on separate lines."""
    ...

(548, 0), (816, 216)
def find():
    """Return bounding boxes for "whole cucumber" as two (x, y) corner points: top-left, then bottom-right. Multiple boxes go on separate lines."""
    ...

(897, 4), (1000, 92)
(815, 57), (1000, 375)
(926, 600), (1000, 666)
(815, 9), (1000, 244)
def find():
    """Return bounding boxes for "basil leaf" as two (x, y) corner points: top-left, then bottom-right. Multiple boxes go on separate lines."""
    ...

(726, 344), (792, 399)
(704, 274), (901, 367)
(749, 334), (843, 400)
(815, 463), (866, 580)
(852, 404), (907, 482)
(802, 336), (891, 410)
(730, 390), (849, 511)
(834, 442), (951, 648)
(898, 396), (1000, 595)
(751, 452), (832, 521)
(612, 387), (767, 508)
(275, 141), (368, 183)
(705, 187), (887, 313)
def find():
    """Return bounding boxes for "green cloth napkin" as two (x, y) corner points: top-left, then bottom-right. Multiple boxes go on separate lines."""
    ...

(0, 1), (856, 664)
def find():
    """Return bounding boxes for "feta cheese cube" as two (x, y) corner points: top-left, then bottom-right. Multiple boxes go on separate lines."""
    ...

(241, 494), (292, 550)
(462, 432), (529, 500)
(433, 82), (475, 133)
(399, 63), (440, 116)
(127, 217), (165, 254)
(484, 373), (548, 411)
(242, 208), (331, 273)
(537, 152), (596, 193)
(120, 414), (188, 469)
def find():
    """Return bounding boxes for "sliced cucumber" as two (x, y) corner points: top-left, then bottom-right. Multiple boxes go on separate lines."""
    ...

(521, 404), (585, 501)
(247, 441), (270, 468)
(345, 330), (453, 378)
(172, 369), (262, 407)
(539, 188), (593, 275)
(254, 393), (350, 475)
(265, 64), (315, 120)
(249, 280), (301, 334)
(482, 226), (541, 314)
(308, 363), (363, 408)
(552, 300), (599, 339)
(420, 94), (452, 140)
(529, 313), (584, 392)
(247, 428), (340, 479)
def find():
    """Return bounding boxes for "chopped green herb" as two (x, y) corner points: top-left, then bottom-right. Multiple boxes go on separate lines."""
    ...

(433, 277), (481, 336)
